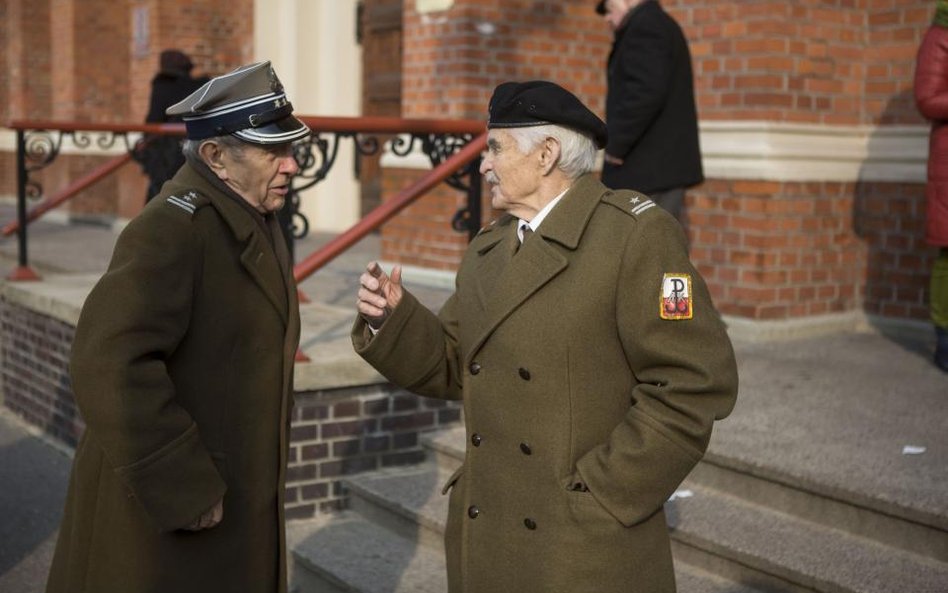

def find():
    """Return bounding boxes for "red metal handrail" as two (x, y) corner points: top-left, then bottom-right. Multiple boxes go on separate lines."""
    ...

(4, 117), (487, 286)
(7, 115), (484, 136)
(293, 131), (487, 283)
(2, 152), (134, 237)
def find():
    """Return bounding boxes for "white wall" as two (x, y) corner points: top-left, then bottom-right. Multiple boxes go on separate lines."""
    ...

(255, 0), (364, 232)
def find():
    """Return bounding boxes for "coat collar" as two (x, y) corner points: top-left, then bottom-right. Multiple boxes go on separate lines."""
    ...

(175, 164), (290, 326)
(465, 173), (608, 358)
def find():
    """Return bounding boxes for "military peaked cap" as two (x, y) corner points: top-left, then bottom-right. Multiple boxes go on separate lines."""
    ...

(487, 80), (607, 149)
(166, 61), (311, 145)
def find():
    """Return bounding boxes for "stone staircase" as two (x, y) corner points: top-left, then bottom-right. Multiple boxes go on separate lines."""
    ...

(287, 418), (948, 593)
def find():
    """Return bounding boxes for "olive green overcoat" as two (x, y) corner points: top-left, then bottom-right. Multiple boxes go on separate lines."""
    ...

(353, 174), (738, 593)
(46, 163), (300, 593)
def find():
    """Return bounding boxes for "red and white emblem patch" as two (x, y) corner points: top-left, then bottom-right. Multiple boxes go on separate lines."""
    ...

(660, 273), (693, 320)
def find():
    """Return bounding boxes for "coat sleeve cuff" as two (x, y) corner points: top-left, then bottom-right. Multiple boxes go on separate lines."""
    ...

(574, 411), (701, 527)
(115, 423), (227, 532)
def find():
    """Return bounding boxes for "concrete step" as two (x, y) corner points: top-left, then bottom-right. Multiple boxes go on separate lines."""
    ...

(424, 426), (948, 563)
(343, 460), (451, 552)
(287, 511), (448, 593)
(688, 455), (948, 562)
(420, 426), (465, 470)
(668, 484), (948, 593)
(288, 510), (770, 593)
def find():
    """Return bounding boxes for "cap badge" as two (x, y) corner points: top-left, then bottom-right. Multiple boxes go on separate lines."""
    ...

(267, 66), (283, 93)
(660, 273), (693, 320)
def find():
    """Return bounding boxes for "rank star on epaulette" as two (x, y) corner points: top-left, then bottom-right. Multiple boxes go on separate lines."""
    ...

(660, 273), (693, 320)
(166, 193), (196, 214)
(630, 197), (656, 216)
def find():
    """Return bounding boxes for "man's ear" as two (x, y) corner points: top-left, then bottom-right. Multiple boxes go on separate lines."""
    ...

(538, 136), (561, 176)
(199, 140), (228, 180)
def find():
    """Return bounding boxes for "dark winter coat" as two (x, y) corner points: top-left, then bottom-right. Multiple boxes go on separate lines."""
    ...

(353, 174), (738, 592)
(915, 22), (948, 247)
(601, 0), (703, 194)
(46, 162), (300, 593)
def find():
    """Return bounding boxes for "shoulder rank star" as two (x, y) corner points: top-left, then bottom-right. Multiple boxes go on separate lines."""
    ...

(167, 192), (197, 214)
(630, 197), (655, 216)
(660, 273), (693, 320)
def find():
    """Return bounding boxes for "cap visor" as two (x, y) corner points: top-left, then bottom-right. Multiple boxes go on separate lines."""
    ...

(233, 115), (311, 145)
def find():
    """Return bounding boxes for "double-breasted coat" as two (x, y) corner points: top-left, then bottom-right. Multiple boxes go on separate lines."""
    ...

(601, 0), (703, 194)
(46, 162), (301, 593)
(353, 174), (738, 592)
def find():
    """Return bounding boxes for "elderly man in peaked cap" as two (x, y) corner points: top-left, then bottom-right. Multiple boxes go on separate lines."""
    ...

(47, 61), (309, 593)
(352, 80), (738, 592)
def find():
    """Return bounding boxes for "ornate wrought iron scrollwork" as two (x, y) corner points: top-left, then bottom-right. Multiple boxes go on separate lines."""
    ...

(420, 133), (476, 193)
(23, 131), (63, 172)
(285, 129), (481, 242)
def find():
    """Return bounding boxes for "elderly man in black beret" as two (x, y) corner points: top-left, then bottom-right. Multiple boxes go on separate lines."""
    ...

(47, 61), (308, 593)
(353, 80), (738, 592)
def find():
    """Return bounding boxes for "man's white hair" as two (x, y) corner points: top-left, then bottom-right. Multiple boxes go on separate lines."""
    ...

(182, 135), (247, 161)
(507, 124), (598, 180)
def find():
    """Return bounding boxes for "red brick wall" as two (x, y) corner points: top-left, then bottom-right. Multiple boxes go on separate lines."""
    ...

(688, 180), (875, 320)
(0, 0), (253, 213)
(0, 297), (462, 519)
(383, 0), (935, 323)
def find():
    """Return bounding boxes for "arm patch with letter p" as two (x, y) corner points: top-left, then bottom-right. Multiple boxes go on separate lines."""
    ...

(660, 273), (693, 320)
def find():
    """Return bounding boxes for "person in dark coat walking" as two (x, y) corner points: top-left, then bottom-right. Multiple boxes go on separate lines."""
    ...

(352, 80), (738, 592)
(46, 61), (310, 593)
(138, 49), (210, 202)
(596, 0), (703, 222)
(914, 0), (948, 372)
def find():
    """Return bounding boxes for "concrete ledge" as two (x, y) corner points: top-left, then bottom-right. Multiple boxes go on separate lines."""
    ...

(722, 310), (931, 343)
(0, 274), (92, 326)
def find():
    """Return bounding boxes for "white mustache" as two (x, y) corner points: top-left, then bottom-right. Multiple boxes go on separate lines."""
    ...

(484, 172), (499, 185)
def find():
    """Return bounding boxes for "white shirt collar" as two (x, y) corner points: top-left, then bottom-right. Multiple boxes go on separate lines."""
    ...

(518, 187), (569, 239)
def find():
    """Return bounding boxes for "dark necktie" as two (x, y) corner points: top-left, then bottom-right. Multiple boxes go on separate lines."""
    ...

(517, 224), (533, 253)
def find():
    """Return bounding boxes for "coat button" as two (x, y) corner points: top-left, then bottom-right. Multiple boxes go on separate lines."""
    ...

(468, 505), (480, 519)
(518, 367), (531, 381)
(471, 433), (482, 447)
(519, 442), (532, 455)
(524, 518), (537, 530)
(470, 362), (481, 375)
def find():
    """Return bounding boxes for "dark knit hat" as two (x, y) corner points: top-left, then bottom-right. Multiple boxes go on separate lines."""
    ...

(159, 50), (194, 75)
(165, 61), (311, 145)
(487, 80), (607, 149)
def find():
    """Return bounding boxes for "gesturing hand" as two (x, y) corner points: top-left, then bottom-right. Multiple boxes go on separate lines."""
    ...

(357, 261), (404, 330)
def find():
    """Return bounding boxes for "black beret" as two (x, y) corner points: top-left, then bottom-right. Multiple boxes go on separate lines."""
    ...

(595, 1), (607, 15)
(487, 80), (607, 149)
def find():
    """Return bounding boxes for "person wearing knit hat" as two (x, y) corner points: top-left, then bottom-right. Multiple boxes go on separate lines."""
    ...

(914, 2), (948, 372)
(351, 78), (737, 593)
(46, 60), (308, 593)
(138, 49), (210, 202)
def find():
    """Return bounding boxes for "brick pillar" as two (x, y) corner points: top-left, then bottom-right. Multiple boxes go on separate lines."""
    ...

(0, 0), (53, 197)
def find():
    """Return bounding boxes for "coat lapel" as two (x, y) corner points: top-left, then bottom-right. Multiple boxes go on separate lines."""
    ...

(466, 175), (606, 359)
(238, 231), (289, 326)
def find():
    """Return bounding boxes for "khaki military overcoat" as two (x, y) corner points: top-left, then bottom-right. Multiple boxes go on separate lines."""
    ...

(353, 174), (738, 593)
(47, 163), (300, 593)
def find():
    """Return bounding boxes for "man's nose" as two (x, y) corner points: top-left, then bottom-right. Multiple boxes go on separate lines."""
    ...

(479, 157), (491, 176)
(280, 155), (300, 175)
